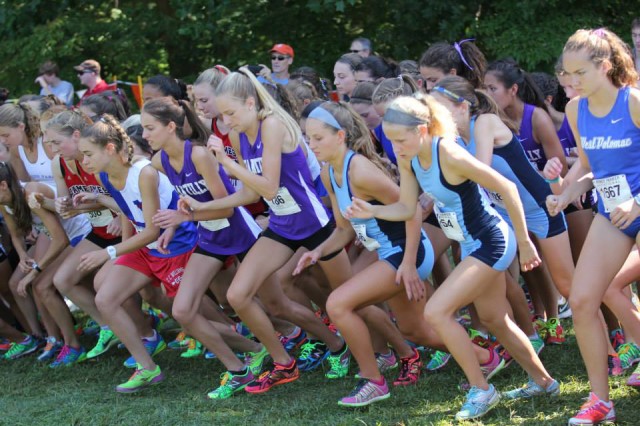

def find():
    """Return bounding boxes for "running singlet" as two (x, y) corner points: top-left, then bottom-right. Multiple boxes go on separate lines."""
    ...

(18, 139), (55, 187)
(578, 87), (640, 223)
(517, 103), (547, 171)
(329, 150), (433, 278)
(239, 122), (330, 240)
(212, 118), (267, 217)
(459, 117), (563, 238)
(59, 157), (117, 240)
(374, 123), (398, 165)
(557, 116), (578, 158)
(160, 139), (260, 255)
(100, 159), (197, 258)
(411, 138), (508, 255)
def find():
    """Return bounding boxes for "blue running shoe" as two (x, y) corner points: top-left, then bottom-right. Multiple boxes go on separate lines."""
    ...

(37, 337), (63, 362)
(455, 384), (501, 421)
(296, 340), (330, 372)
(123, 332), (167, 368)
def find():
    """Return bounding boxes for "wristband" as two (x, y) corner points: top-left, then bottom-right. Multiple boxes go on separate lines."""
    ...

(33, 263), (42, 273)
(545, 176), (560, 184)
(106, 245), (117, 260)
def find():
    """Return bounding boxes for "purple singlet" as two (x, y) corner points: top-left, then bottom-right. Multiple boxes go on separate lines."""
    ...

(161, 140), (260, 255)
(517, 103), (547, 171)
(239, 122), (330, 240)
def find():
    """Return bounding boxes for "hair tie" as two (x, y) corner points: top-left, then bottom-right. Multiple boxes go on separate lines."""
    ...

(453, 38), (475, 70)
(593, 28), (606, 38)
(214, 65), (228, 75)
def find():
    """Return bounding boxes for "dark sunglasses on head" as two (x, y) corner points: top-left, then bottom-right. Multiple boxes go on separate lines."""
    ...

(271, 55), (288, 61)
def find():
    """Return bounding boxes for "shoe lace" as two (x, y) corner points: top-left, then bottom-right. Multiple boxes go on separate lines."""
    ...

(327, 353), (344, 371)
(127, 367), (144, 381)
(55, 345), (71, 362)
(431, 351), (446, 365)
(298, 342), (316, 359)
(174, 330), (186, 343)
(6, 342), (22, 357)
(347, 379), (369, 397)
(98, 329), (112, 345)
(43, 339), (56, 352)
(187, 338), (197, 351)
(219, 371), (232, 386)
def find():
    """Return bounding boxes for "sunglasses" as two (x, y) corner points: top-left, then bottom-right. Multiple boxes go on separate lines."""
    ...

(77, 70), (94, 75)
(271, 55), (288, 61)
(350, 49), (363, 54)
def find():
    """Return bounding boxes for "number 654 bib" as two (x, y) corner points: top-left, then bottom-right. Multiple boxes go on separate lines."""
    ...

(265, 187), (301, 216)
(435, 206), (465, 242)
(593, 174), (632, 213)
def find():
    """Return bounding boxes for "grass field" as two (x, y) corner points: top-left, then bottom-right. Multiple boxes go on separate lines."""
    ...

(1, 321), (638, 426)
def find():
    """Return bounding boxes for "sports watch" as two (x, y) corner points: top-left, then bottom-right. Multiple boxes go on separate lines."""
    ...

(106, 245), (117, 260)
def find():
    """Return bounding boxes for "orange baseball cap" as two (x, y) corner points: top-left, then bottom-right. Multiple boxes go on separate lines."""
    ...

(270, 44), (294, 58)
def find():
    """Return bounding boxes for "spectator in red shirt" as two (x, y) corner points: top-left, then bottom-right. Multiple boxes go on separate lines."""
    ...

(74, 59), (110, 103)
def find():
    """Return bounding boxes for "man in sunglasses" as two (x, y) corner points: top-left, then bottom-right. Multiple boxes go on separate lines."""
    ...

(256, 43), (294, 86)
(74, 59), (110, 104)
(349, 37), (372, 58)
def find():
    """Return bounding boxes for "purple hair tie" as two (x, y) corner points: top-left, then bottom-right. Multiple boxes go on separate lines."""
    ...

(453, 38), (475, 70)
(593, 28), (606, 38)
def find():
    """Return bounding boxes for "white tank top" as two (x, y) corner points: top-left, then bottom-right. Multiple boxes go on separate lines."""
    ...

(18, 138), (56, 187)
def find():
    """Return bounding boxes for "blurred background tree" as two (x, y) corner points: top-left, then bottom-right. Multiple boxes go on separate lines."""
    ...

(0, 0), (636, 99)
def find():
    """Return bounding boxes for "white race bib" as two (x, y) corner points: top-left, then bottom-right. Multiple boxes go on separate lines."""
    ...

(199, 218), (230, 232)
(593, 174), (632, 213)
(352, 223), (381, 251)
(87, 209), (113, 227)
(265, 187), (301, 216)
(134, 224), (158, 250)
(436, 210), (465, 242)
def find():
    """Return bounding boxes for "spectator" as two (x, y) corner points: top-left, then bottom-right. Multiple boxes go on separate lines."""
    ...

(257, 44), (295, 86)
(34, 61), (74, 106)
(632, 18), (640, 72)
(0, 88), (9, 103)
(74, 59), (110, 103)
(350, 37), (372, 58)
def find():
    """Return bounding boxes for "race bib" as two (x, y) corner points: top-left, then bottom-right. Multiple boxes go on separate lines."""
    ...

(133, 224), (158, 250)
(199, 218), (230, 232)
(593, 174), (632, 213)
(87, 209), (113, 227)
(436, 210), (465, 242)
(352, 223), (381, 251)
(265, 187), (301, 216)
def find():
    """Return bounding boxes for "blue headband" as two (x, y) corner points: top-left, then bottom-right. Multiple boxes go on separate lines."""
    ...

(431, 86), (473, 106)
(308, 106), (342, 130)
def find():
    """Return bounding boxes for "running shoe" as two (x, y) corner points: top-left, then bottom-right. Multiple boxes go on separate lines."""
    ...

(393, 348), (422, 386)
(279, 327), (307, 354)
(532, 315), (548, 341)
(115, 364), (164, 393)
(83, 319), (100, 336)
(296, 340), (330, 372)
(337, 378), (390, 407)
(529, 335), (545, 355)
(545, 318), (565, 344)
(207, 369), (255, 400)
(469, 328), (492, 349)
(3, 335), (38, 360)
(455, 384), (501, 421)
(37, 337), (63, 362)
(617, 342), (640, 370)
(180, 339), (204, 358)
(205, 350), (217, 360)
(627, 363), (640, 387)
(235, 322), (254, 340)
(502, 378), (560, 400)
(609, 328), (625, 352)
(355, 350), (397, 378)
(426, 350), (451, 371)
(123, 332), (167, 368)
(0, 338), (11, 351)
(481, 347), (507, 381)
(608, 354), (623, 377)
(245, 359), (299, 394)
(325, 344), (350, 379)
(568, 392), (616, 425)
(315, 309), (338, 334)
(168, 330), (190, 350)
(87, 327), (119, 359)
(50, 345), (87, 368)
(558, 297), (572, 319)
(244, 345), (270, 376)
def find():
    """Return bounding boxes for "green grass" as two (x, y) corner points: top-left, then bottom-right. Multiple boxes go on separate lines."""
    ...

(1, 322), (638, 426)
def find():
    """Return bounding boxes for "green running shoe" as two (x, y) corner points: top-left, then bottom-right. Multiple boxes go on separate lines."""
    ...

(207, 369), (254, 400)
(115, 364), (164, 393)
(325, 344), (350, 379)
(529, 335), (545, 355)
(426, 350), (451, 371)
(618, 342), (640, 370)
(180, 339), (204, 358)
(244, 345), (269, 376)
(87, 328), (119, 359)
(3, 335), (38, 360)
